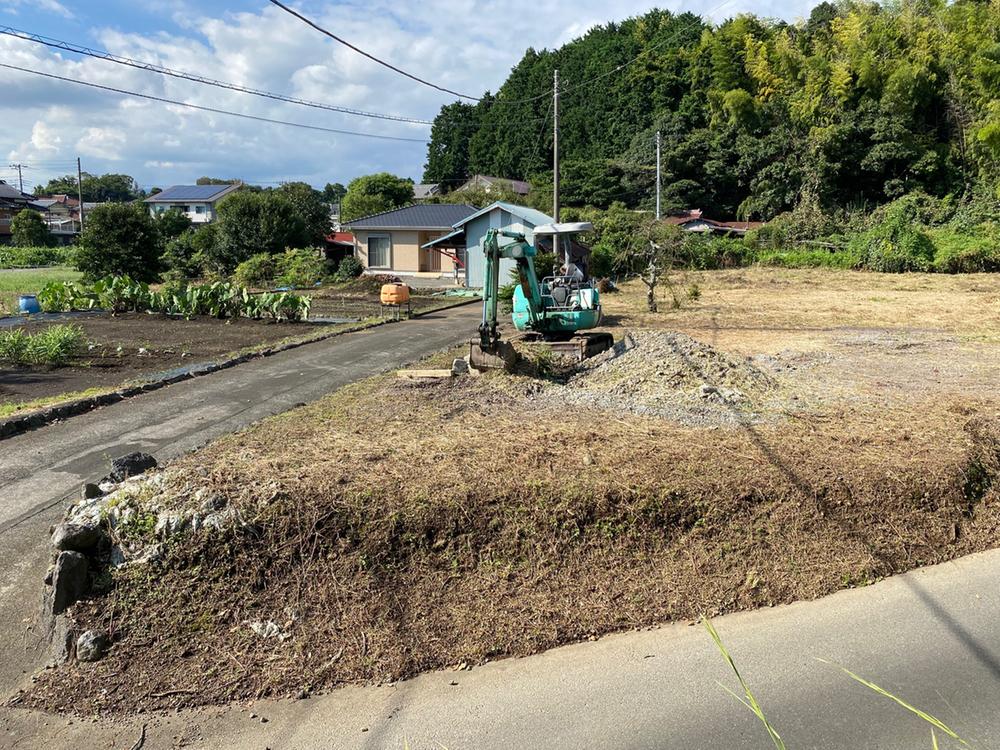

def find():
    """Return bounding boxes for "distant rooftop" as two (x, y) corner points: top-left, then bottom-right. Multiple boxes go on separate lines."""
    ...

(344, 203), (477, 229)
(144, 184), (240, 203)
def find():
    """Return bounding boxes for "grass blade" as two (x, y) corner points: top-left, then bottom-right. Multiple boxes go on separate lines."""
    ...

(817, 659), (968, 746)
(703, 617), (786, 750)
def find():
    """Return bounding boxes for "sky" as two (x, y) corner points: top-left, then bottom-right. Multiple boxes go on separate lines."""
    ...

(0, 0), (817, 194)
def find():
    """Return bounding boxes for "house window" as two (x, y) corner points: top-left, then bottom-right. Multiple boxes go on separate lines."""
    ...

(195, 205), (205, 214)
(367, 235), (391, 268)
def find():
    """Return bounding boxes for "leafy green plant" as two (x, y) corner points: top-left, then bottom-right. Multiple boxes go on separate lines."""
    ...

(336, 255), (364, 280)
(233, 253), (278, 288)
(26, 324), (84, 365)
(0, 328), (30, 364)
(0, 324), (83, 366)
(276, 249), (327, 288)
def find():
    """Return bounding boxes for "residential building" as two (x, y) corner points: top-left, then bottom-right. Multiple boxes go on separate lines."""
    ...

(422, 201), (554, 288)
(342, 203), (477, 281)
(413, 183), (441, 200)
(0, 180), (46, 244)
(34, 194), (81, 237)
(143, 183), (241, 223)
(664, 209), (764, 235)
(455, 175), (531, 197)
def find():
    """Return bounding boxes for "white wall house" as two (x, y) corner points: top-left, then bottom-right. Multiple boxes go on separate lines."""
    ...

(144, 183), (241, 223)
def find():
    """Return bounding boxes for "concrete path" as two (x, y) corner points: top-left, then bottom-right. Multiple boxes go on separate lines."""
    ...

(0, 304), (480, 694)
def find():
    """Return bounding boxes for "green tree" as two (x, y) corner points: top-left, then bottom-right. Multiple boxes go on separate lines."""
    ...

(75, 203), (162, 282)
(423, 101), (482, 185)
(321, 182), (347, 203)
(276, 181), (331, 245)
(209, 191), (307, 272)
(340, 173), (414, 222)
(39, 172), (141, 202)
(154, 209), (192, 242)
(10, 210), (52, 247)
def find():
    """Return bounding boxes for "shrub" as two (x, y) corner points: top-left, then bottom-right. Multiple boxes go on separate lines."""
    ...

(161, 231), (203, 280)
(10, 210), (53, 247)
(848, 221), (935, 273)
(233, 253), (278, 288)
(0, 246), (72, 268)
(276, 249), (326, 288)
(756, 248), (862, 269)
(75, 203), (163, 282)
(337, 255), (363, 279)
(929, 225), (1000, 273)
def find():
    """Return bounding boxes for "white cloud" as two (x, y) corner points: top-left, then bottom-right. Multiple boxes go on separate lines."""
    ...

(0, 0), (817, 191)
(1, 0), (73, 19)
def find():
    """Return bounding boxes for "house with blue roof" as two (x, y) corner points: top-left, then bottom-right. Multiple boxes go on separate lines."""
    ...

(143, 183), (242, 224)
(422, 201), (554, 288)
(342, 203), (477, 282)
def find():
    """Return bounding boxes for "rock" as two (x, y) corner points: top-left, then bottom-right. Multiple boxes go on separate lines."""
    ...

(51, 551), (89, 615)
(76, 630), (109, 662)
(81, 483), (102, 500)
(451, 357), (470, 376)
(50, 615), (76, 663)
(51, 522), (103, 553)
(106, 452), (157, 483)
(43, 566), (54, 585)
(698, 384), (719, 397)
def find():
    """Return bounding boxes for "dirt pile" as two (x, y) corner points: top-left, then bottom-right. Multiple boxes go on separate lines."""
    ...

(545, 331), (779, 424)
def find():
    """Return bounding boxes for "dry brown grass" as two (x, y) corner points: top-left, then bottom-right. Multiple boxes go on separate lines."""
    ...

(605, 268), (1000, 351)
(22, 268), (1000, 715)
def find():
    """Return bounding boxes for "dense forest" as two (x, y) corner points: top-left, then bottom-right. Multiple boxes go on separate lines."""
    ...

(423, 0), (1000, 220)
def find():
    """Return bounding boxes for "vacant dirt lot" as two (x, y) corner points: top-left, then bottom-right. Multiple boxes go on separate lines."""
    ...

(0, 313), (317, 407)
(22, 268), (1000, 715)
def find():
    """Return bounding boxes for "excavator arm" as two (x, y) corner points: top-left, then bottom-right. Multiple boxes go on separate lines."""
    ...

(479, 227), (543, 350)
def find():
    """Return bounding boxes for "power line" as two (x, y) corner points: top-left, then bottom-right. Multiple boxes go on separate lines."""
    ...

(0, 62), (430, 143)
(0, 25), (434, 126)
(267, 0), (480, 101)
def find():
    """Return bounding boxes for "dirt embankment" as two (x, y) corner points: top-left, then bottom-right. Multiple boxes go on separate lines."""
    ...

(20, 324), (1000, 715)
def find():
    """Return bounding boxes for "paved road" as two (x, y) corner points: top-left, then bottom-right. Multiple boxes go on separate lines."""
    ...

(0, 304), (480, 691)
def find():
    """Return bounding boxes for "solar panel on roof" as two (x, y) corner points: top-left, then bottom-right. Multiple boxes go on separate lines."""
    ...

(149, 185), (236, 201)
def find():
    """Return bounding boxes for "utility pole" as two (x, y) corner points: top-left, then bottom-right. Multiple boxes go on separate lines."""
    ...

(9, 163), (24, 193)
(552, 68), (559, 222)
(655, 130), (662, 221)
(76, 157), (85, 232)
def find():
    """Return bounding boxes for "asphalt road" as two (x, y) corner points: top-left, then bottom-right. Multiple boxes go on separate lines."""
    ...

(0, 304), (481, 694)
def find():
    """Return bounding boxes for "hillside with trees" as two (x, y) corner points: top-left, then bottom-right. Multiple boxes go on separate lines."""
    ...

(423, 0), (1000, 220)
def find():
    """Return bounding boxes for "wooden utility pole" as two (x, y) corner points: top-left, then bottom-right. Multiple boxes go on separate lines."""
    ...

(76, 157), (85, 232)
(655, 130), (662, 221)
(552, 68), (559, 222)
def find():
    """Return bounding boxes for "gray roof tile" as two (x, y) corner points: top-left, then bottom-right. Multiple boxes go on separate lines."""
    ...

(344, 203), (476, 229)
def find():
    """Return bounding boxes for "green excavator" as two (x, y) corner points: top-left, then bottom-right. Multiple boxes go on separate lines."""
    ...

(470, 222), (614, 370)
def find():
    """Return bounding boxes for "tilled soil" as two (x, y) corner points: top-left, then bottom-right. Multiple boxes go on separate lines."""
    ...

(0, 313), (312, 405)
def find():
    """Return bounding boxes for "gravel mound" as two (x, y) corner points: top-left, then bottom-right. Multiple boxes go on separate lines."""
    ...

(543, 331), (779, 425)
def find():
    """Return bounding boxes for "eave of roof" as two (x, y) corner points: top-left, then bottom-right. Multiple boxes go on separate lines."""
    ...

(450, 200), (553, 230)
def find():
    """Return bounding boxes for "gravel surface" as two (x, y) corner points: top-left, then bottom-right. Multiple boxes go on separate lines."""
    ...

(541, 330), (782, 426)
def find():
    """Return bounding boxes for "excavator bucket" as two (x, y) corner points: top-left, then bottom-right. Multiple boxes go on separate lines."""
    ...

(469, 338), (519, 371)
